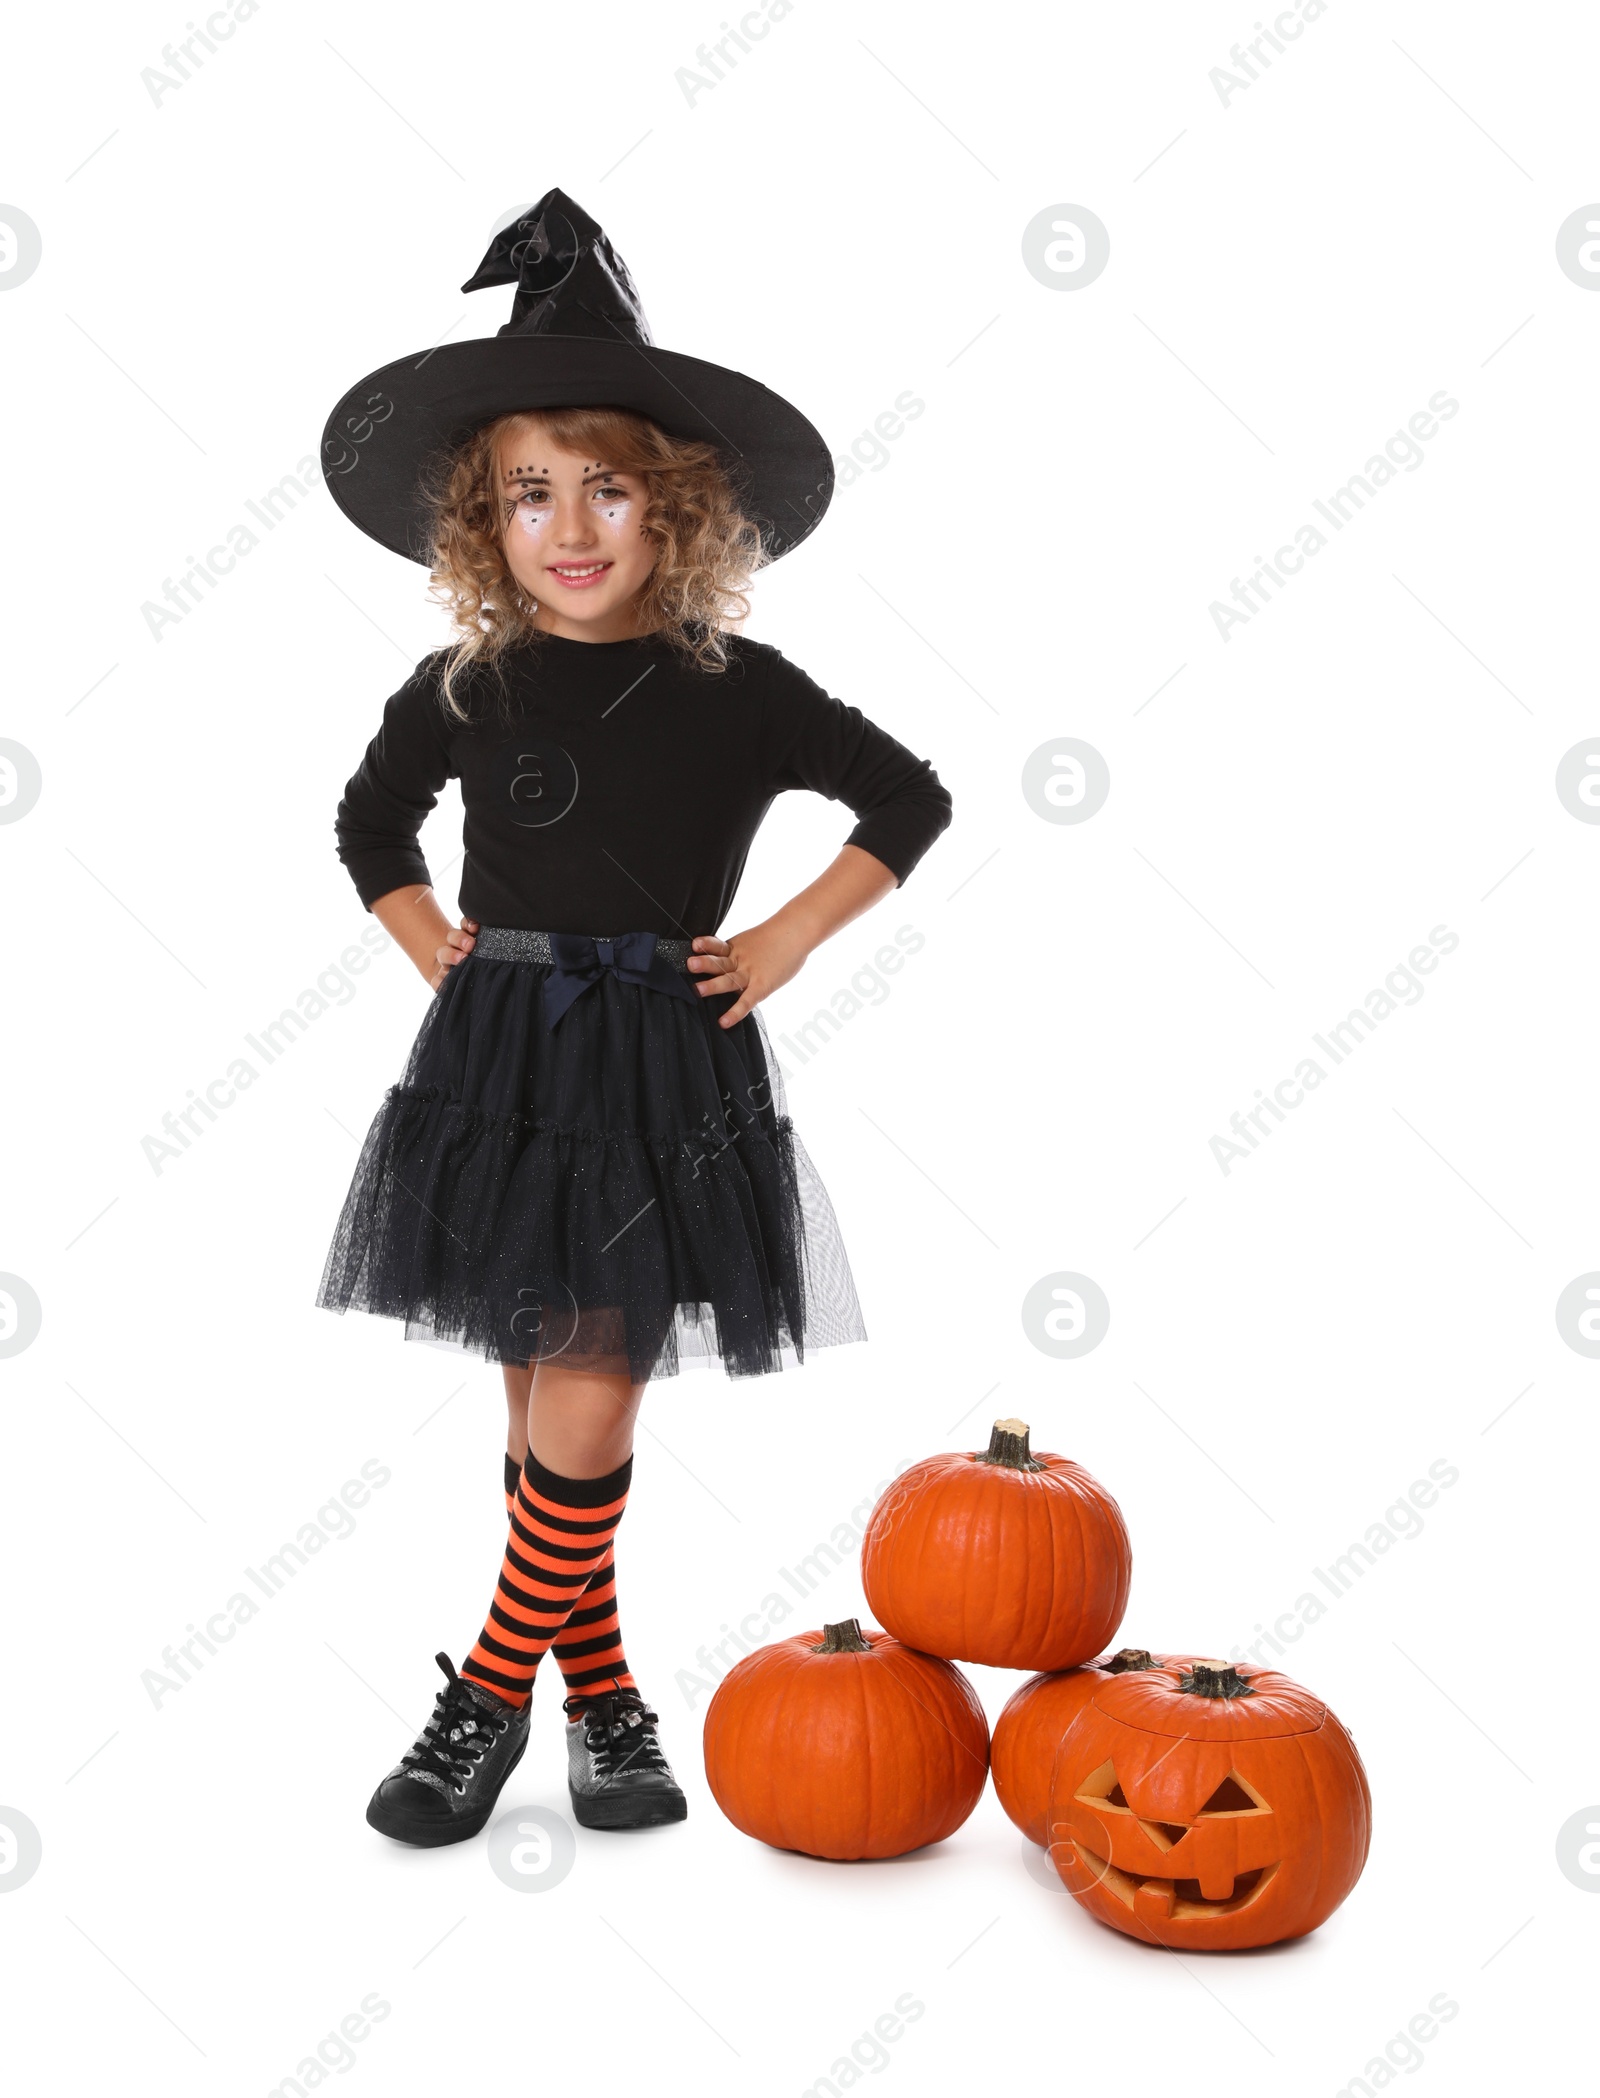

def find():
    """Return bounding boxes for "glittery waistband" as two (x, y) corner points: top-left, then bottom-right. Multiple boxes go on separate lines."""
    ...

(472, 927), (695, 973)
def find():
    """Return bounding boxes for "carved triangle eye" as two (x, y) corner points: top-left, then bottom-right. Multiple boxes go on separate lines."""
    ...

(1074, 1761), (1134, 1811)
(1198, 1773), (1265, 1814)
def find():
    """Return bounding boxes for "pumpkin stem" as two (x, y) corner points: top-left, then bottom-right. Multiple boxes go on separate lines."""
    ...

(813, 1619), (873, 1654)
(975, 1417), (1045, 1472)
(1177, 1662), (1255, 1699)
(1105, 1648), (1157, 1673)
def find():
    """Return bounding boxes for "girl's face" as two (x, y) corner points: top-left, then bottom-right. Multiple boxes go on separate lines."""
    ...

(497, 426), (657, 642)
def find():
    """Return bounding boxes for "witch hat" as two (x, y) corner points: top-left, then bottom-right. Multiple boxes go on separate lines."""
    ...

(320, 188), (833, 566)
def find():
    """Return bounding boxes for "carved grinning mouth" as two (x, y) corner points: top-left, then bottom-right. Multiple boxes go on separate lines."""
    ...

(1070, 1845), (1278, 1919)
(1058, 1764), (1280, 1919)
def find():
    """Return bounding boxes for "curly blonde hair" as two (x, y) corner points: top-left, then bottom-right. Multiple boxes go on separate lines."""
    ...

(423, 405), (768, 717)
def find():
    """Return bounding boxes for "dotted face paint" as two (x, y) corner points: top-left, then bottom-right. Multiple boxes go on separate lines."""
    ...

(504, 464), (552, 538)
(503, 463), (638, 538)
(585, 466), (635, 535)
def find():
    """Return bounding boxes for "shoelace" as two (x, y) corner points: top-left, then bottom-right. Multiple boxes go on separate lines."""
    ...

(401, 1652), (508, 1788)
(563, 1689), (671, 1778)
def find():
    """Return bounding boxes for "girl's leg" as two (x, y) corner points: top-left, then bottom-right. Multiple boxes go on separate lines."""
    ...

(461, 1358), (644, 1706)
(503, 1361), (531, 1472)
(507, 1358), (682, 1829)
(500, 1358), (640, 1698)
(526, 1357), (644, 1477)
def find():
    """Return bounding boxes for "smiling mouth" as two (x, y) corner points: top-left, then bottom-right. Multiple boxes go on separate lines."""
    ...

(546, 562), (614, 588)
(1071, 1846), (1278, 1919)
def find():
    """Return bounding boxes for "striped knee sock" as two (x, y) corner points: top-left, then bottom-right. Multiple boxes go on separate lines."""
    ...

(553, 1548), (637, 1703)
(463, 1449), (632, 1707)
(500, 1453), (636, 1703)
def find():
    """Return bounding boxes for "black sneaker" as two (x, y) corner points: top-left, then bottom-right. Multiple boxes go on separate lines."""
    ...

(366, 1652), (529, 1847)
(563, 1690), (688, 1830)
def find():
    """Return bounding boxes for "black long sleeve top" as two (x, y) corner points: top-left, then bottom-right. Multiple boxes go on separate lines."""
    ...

(333, 631), (953, 935)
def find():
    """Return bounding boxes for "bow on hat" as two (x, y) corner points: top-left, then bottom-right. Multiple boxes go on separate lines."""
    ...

(542, 932), (701, 1031)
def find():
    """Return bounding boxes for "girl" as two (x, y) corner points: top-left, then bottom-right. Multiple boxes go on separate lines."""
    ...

(316, 190), (951, 1846)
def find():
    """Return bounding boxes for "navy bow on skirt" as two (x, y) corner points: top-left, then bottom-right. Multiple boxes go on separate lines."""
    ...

(542, 932), (702, 1030)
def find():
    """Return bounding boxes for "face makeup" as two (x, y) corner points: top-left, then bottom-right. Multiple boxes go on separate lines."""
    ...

(497, 439), (657, 638)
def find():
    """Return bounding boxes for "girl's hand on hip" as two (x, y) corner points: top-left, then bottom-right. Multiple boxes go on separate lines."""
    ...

(429, 917), (479, 991)
(688, 921), (808, 1026)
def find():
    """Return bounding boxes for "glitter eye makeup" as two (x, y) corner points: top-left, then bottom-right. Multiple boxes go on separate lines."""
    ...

(580, 466), (636, 529)
(593, 484), (633, 528)
(504, 466), (552, 536)
(500, 460), (639, 539)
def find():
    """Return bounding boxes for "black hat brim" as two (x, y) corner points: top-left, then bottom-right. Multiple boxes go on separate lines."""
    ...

(321, 336), (834, 565)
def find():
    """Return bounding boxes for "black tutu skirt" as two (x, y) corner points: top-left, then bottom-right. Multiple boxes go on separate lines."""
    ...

(315, 937), (866, 1382)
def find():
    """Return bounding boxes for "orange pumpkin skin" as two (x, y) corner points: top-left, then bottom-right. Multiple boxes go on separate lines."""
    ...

(1047, 1662), (1372, 1951)
(702, 1621), (990, 1861)
(992, 1651), (1202, 1845)
(860, 1420), (1132, 1671)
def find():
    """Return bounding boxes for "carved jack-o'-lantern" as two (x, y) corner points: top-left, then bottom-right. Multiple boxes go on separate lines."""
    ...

(1047, 1662), (1371, 1950)
(992, 1649), (1204, 1847)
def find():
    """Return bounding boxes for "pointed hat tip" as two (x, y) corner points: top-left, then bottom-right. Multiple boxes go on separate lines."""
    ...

(457, 185), (652, 347)
(460, 187), (597, 296)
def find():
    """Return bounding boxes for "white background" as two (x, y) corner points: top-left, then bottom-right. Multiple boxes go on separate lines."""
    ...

(2, 0), (1596, 2090)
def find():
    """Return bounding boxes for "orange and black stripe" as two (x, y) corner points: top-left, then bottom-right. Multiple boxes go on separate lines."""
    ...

(502, 1452), (635, 1701)
(552, 1551), (636, 1698)
(463, 1450), (632, 1706)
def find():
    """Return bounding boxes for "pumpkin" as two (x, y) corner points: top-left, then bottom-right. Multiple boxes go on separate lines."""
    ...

(702, 1620), (990, 1861)
(993, 1649), (1202, 1845)
(1047, 1660), (1371, 1949)
(860, 1418), (1132, 1671)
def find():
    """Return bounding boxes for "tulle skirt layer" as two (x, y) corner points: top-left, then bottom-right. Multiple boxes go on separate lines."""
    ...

(315, 946), (866, 1381)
